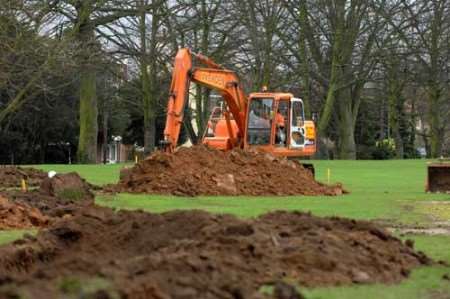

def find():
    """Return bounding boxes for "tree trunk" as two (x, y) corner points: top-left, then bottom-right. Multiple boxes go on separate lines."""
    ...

(428, 84), (443, 157)
(388, 79), (405, 158)
(392, 125), (404, 159)
(317, 0), (345, 136)
(260, 26), (273, 89)
(336, 88), (356, 159)
(77, 68), (98, 163)
(379, 97), (386, 140)
(140, 0), (157, 154)
(102, 109), (108, 164)
(184, 104), (199, 144)
(298, 2), (311, 117)
(194, 0), (212, 140)
(143, 116), (156, 152)
(194, 85), (211, 139)
(427, 2), (444, 158)
(408, 91), (418, 157)
(75, 3), (98, 164)
(195, 85), (204, 137)
(142, 64), (155, 154)
(201, 89), (211, 135)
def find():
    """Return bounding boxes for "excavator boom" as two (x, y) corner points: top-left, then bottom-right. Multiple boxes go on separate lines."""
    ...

(162, 48), (247, 152)
(162, 49), (192, 152)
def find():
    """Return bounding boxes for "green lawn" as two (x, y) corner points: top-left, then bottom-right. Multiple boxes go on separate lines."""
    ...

(35, 163), (128, 186)
(90, 160), (449, 224)
(3, 159), (450, 298)
(0, 229), (35, 245)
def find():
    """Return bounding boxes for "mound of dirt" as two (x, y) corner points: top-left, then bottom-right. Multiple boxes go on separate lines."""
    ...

(0, 166), (48, 189)
(0, 195), (48, 229)
(116, 146), (344, 196)
(40, 172), (94, 200)
(0, 208), (430, 298)
(3, 190), (93, 220)
(0, 172), (94, 223)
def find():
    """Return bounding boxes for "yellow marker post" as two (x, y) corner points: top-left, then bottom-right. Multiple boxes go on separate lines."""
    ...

(21, 178), (28, 192)
(135, 155), (138, 164)
(327, 168), (331, 184)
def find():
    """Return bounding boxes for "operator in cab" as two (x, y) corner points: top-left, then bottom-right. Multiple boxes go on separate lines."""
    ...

(275, 103), (288, 146)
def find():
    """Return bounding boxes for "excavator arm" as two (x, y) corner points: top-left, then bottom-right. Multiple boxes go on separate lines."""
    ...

(162, 48), (247, 152)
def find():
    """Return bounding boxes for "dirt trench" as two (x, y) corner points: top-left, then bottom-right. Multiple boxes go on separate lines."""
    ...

(0, 166), (48, 189)
(116, 146), (345, 196)
(0, 207), (430, 299)
(0, 172), (94, 229)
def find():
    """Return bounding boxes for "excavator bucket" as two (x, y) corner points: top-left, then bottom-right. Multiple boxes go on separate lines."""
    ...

(426, 162), (450, 193)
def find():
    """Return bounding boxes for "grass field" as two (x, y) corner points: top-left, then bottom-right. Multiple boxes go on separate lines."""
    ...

(1, 159), (450, 298)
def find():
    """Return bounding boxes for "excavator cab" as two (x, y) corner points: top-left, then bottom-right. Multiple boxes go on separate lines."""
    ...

(202, 93), (316, 159)
(243, 93), (316, 158)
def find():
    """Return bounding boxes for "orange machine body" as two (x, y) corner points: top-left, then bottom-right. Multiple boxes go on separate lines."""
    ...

(162, 48), (316, 158)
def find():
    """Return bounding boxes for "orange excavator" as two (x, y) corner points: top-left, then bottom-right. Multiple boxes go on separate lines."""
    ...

(161, 48), (317, 171)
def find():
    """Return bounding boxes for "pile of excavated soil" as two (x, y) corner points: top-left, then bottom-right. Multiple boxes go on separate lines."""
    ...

(0, 173), (94, 228)
(0, 166), (48, 189)
(0, 207), (430, 298)
(39, 172), (94, 200)
(116, 146), (344, 196)
(0, 196), (48, 229)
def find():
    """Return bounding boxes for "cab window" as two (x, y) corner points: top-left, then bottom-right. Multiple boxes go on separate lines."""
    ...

(247, 98), (273, 145)
(292, 101), (305, 127)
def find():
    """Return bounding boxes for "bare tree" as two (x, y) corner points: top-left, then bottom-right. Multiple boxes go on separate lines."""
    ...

(0, 1), (66, 124)
(232, 0), (288, 91)
(34, 0), (158, 162)
(387, 0), (450, 157)
(281, 0), (389, 159)
(166, 0), (239, 142)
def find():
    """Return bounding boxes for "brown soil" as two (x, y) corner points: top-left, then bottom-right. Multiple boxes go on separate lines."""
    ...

(116, 146), (345, 196)
(39, 172), (94, 200)
(3, 189), (93, 219)
(0, 196), (48, 229)
(0, 173), (94, 228)
(0, 207), (430, 298)
(0, 166), (48, 189)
